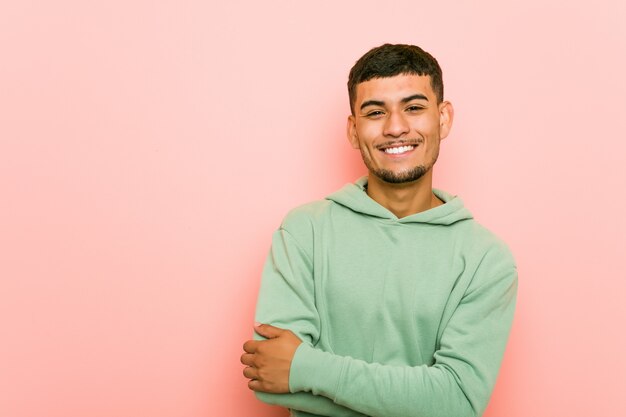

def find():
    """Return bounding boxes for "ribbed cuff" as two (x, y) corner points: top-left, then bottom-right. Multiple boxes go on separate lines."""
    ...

(289, 343), (344, 398)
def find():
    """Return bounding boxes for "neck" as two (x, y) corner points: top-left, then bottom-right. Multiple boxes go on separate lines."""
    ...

(366, 171), (443, 218)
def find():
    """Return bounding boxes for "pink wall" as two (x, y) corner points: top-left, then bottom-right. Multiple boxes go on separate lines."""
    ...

(1, 1), (625, 416)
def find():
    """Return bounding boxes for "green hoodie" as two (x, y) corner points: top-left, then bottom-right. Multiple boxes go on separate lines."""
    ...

(254, 177), (517, 417)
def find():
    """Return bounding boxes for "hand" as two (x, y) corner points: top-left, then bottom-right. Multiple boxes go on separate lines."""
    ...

(240, 323), (302, 393)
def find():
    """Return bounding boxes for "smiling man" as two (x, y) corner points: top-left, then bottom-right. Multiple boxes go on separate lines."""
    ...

(241, 44), (517, 417)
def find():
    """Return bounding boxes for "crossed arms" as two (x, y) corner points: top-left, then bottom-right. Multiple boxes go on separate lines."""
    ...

(241, 224), (517, 417)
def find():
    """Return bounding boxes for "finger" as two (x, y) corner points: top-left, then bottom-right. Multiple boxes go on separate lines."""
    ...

(243, 340), (258, 354)
(240, 353), (255, 366)
(248, 379), (262, 391)
(254, 323), (284, 339)
(242, 366), (257, 380)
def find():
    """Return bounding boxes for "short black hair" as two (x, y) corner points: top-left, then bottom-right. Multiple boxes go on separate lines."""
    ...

(348, 44), (444, 114)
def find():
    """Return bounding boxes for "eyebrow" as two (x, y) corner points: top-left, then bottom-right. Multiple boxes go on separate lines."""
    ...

(360, 100), (385, 110)
(401, 94), (429, 103)
(359, 94), (429, 110)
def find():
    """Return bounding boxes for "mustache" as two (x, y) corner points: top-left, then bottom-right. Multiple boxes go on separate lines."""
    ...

(375, 138), (424, 150)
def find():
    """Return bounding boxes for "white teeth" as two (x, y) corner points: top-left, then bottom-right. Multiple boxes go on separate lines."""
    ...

(384, 145), (414, 154)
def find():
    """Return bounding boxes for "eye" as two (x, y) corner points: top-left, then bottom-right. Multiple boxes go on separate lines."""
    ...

(365, 110), (385, 118)
(406, 105), (425, 112)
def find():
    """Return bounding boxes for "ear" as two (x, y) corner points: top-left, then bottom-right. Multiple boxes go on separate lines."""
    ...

(346, 115), (360, 149)
(438, 101), (454, 140)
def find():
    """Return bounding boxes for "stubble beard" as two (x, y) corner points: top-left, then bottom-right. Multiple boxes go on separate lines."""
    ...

(360, 147), (439, 184)
(370, 165), (429, 183)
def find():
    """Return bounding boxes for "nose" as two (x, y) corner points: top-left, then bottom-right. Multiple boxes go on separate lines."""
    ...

(383, 111), (410, 137)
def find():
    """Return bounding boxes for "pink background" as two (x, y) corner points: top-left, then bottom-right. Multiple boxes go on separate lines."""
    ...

(1, 1), (625, 416)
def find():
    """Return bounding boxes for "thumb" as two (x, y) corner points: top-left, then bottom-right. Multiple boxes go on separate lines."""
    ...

(254, 322), (284, 339)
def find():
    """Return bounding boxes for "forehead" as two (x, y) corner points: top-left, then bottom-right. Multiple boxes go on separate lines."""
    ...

(355, 74), (435, 104)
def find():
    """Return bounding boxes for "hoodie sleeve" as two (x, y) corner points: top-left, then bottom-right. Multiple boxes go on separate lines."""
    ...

(288, 245), (518, 417)
(253, 226), (369, 417)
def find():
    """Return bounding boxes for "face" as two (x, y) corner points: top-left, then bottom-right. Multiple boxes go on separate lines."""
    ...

(347, 74), (453, 184)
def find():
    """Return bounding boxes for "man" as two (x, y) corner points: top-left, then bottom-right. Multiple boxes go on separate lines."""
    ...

(241, 44), (517, 417)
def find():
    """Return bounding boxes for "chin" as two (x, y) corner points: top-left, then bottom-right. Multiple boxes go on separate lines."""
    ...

(373, 165), (429, 184)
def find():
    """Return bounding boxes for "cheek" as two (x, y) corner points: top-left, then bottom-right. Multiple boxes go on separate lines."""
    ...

(356, 124), (380, 145)
(414, 117), (439, 134)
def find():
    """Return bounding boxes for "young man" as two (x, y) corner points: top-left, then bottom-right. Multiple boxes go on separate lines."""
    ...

(241, 44), (517, 417)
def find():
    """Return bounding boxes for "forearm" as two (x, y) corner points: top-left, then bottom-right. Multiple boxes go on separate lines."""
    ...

(255, 391), (369, 417)
(290, 345), (475, 417)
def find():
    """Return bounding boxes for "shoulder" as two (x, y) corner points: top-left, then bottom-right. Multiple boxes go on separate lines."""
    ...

(274, 199), (335, 254)
(450, 217), (515, 262)
(280, 199), (334, 233)
(457, 220), (517, 292)
(445, 216), (517, 286)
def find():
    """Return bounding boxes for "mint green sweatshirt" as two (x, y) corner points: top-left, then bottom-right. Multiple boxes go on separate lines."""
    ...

(254, 177), (517, 417)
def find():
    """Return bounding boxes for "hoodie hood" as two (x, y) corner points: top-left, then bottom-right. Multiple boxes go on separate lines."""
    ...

(326, 176), (473, 225)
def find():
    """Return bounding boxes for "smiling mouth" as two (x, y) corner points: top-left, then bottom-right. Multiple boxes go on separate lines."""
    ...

(377, 140), (421, 155)
(383, 145), (415, 155)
